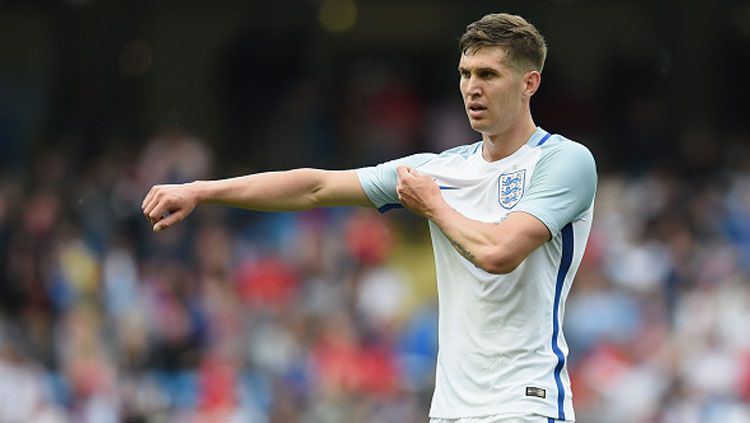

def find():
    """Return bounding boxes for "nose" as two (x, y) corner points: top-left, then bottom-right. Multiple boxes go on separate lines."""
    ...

(464, 76), (482, 98)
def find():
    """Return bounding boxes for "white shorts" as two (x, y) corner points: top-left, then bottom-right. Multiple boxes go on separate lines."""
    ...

(430, 415), (569, 423)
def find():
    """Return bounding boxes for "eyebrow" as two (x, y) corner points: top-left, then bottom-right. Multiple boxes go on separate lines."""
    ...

(457, 66), (501, 73)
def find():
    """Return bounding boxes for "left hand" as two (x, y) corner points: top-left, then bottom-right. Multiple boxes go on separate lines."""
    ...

(396, 166), (446, 219)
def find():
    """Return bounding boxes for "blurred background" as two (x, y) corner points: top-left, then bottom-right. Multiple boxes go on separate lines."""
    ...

(1, 0), (750, 422)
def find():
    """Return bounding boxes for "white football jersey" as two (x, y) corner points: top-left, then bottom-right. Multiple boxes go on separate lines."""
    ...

(356, 127), (597, 421)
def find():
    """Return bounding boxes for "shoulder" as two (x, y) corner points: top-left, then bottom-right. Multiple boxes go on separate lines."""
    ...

(436, 141), (482, 159)
(529, 134), (598, 192)
(536, 134), (596, 168)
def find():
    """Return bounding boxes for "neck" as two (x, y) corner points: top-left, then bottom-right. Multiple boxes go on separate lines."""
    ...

(481, 115), (537, 162)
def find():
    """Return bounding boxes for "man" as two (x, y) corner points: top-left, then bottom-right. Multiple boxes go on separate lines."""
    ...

(143, 13), (596, 423)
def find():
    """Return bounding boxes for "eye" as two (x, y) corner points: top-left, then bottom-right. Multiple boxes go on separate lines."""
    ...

(459, 69), (470, 78)
(479, 70), (497, 79)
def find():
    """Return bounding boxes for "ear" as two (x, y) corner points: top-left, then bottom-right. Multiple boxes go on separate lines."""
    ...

(522, 71), (541, 97)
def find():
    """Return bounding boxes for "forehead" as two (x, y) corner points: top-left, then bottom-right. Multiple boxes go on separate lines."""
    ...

(458, 46), (512, 71)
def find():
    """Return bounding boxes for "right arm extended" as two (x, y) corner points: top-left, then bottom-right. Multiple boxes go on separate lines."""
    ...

(142, 169), (372, 232)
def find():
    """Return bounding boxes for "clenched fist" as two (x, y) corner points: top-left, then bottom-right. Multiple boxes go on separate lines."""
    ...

(396, 166), (447, 219)
(142, 183), (198, 232)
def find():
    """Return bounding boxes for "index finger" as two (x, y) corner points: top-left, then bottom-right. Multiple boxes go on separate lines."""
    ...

(141, 187), (153, 209)
(396, 166), (411, 178)
(406, 167), (422, 176)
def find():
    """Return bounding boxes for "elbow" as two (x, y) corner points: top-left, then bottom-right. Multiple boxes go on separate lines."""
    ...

(296, 168), (326, 208)
(477, 248), (523, 275)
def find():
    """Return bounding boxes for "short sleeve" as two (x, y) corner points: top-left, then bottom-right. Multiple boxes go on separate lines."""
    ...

(514, 141), (597, 237)
(356, 153), (437, 212)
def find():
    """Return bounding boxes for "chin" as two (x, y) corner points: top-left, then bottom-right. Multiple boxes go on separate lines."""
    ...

(469, 120), (492, 133)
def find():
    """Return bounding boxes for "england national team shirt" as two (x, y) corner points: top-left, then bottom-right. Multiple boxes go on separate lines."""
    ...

(356, 127), (597, 421)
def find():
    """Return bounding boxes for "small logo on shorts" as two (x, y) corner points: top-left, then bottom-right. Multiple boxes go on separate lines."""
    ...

(498, 169), (526, 209)
(525, 386), (546, 399)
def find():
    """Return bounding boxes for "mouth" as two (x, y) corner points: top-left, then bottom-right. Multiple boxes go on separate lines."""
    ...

(467, 104), (487, 118)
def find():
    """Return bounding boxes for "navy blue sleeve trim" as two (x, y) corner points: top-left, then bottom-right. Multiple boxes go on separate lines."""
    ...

(377, 203), (404, 213)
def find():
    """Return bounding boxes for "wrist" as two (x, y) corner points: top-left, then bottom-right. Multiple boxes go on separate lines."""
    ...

(426, 201), (453, 222)
(188, 180), (209, 203)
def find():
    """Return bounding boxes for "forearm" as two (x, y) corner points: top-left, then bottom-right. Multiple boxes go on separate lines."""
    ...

(395, 165), (511, 272)
(428, 206), (511, 272)
(193, 168), (369, 211)
(429, 204), (551, 274)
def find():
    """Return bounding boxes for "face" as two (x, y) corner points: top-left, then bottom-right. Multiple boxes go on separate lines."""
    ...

(458, 46), (534, 136)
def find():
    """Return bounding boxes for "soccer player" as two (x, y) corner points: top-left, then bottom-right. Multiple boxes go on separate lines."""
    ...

(142, 13), (596, 423)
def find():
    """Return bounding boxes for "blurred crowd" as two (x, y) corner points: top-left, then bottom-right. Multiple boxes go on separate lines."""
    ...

(3, 128), (750, 423)
(1, 21), (750, 421)
(569, 160), (750, 423)
(0, 126), (443, 423)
